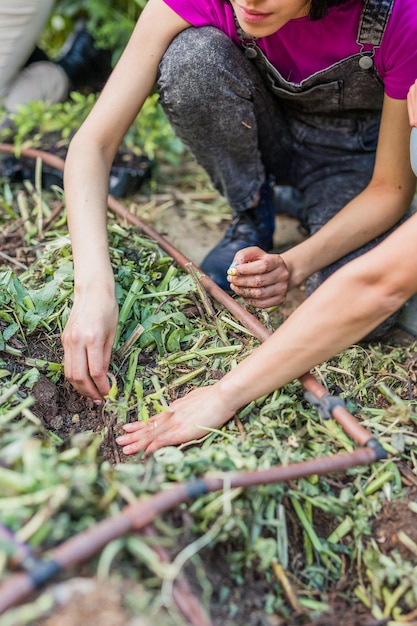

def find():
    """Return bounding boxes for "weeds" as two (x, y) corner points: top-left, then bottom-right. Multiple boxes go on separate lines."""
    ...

(0, 111), (417, 625)
(0, 204), (416, 623)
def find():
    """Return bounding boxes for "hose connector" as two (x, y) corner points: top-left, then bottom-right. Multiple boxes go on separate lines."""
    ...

(304, 391), (346, 420)
(365, 437), (388, 460)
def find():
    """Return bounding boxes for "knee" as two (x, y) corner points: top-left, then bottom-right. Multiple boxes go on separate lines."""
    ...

(160, 26), (235, 75)
(158, 27), (243, 108)
(5, 62), (69, 112)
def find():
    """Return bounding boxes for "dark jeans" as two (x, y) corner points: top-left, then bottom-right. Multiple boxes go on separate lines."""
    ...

(157, 27), (401, 336)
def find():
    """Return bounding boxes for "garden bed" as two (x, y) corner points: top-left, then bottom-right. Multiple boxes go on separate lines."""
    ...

(0, 161), (417, 626)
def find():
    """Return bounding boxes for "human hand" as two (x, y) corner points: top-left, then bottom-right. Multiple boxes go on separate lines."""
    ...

(116, 385), (237, 456)
(226, 246), (290, 308)
(62, 288), (118, 402)
(408, 79), (417, 127)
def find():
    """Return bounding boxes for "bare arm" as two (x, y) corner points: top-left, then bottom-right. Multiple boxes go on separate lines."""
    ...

(62, 0), (190, 401)
(284, 95), (415, 287)
(223, 215), (417, 406)
(114, 83), (417, 455)
(229, 95), (416, 305)
(117, 210), (417, 455)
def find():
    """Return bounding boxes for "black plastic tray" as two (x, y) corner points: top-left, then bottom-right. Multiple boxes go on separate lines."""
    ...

(0, 152), (153, 198)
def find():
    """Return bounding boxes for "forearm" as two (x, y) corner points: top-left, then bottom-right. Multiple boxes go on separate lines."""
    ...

(282, 182), (413, 289)
(218, 231), (417, 412)
(283, 94), (415, 290)
(64, 134), (116, 293)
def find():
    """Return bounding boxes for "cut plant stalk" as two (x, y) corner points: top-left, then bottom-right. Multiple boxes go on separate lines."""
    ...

(1, 143), (408, 622)
(290, 495), (341, 574)
(115, 324), (144, 361)
(161, 344), (242, 365)
(113, 277), (143, 350)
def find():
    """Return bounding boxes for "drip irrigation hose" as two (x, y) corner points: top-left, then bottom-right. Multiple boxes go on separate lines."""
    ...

(0, 520), (212, 626)
(0, 144), (388, 614)
(0, 446), (378, 613)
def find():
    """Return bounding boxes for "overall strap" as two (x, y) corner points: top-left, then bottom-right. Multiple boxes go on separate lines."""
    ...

(357, 0), (395, 48)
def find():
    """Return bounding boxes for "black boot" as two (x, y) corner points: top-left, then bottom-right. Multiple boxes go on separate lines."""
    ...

(56, 24), (112, 91)
(200, 179), (275, 293)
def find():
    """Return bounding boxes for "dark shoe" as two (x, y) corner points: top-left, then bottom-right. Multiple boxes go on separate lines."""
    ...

(200, 179), (275, 293)
(56, 23), (112, 91)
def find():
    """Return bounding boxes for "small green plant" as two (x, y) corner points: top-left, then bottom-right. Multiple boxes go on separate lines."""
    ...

(43, 0), (146, 61)
(0, 91), (183, 165)
(0, 93), (96, 153)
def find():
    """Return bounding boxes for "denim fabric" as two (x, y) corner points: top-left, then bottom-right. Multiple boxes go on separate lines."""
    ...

(157, 0), (401, 335)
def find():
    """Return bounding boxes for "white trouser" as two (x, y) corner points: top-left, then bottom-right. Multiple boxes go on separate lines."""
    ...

(0, 0), (68, 111)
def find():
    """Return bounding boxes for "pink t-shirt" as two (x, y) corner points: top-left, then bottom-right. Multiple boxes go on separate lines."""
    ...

(162, 0), (417, 100)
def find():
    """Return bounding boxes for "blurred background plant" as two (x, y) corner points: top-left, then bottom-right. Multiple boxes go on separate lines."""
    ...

(0, 0), (185, 169)
(43, 0), (147, 62)
(0, 92), (184, 165)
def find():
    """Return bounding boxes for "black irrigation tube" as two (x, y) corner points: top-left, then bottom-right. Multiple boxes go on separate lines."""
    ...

(0, 145), (388, 615)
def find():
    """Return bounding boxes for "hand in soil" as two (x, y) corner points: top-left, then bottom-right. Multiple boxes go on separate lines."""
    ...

(116, 385), (236, 455)
(62, 288), (118, 401)
(227, 246), (290, 308)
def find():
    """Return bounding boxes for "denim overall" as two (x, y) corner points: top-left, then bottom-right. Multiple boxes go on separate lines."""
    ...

(157, 0), (397, 315)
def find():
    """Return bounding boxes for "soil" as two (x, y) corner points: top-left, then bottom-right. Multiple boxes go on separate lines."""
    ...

(1, 175), (417, 626)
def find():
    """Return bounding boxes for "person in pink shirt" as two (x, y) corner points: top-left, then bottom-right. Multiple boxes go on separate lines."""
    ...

(62, 0), (417, 412)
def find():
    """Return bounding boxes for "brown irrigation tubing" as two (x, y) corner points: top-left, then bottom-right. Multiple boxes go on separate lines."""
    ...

(0, 143), (374, 446)
(0, 144), (386, 614)
(0, 447), (377, 613)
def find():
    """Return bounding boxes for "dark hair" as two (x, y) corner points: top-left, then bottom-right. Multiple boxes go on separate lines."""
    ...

(309, 0), (351, 20)
(223, 0), (351, 22)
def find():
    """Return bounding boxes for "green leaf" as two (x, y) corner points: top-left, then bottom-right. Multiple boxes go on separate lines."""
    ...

(28, 280), (59, 316)
(3, 323), (19, 341)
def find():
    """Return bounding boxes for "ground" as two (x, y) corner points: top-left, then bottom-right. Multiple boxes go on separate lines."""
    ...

(5, 322), (417, 626)
(1, 160), (417, 626)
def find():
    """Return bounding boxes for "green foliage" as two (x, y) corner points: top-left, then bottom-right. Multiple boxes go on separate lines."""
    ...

(0, 257), (73, 343)
(0, 92), (96, 152)
(0, 91), (183, 164)
(0, 1), (184, 167)
(43, 0), (146, 61)
(124, 93), (185, 162)
(1, 207), (417, 622)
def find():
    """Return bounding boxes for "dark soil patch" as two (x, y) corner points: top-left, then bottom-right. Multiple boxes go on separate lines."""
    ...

(0, 222), (37, 268)
(0, 135), (152, 199)
(373, 490), (417, 558)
